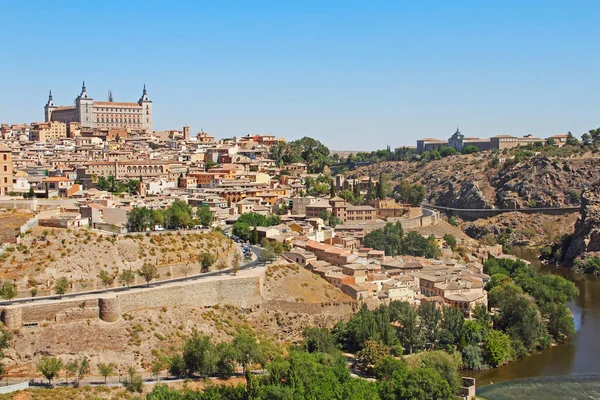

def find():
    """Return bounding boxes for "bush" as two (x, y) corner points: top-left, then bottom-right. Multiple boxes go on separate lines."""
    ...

(124, 366), (143, 392)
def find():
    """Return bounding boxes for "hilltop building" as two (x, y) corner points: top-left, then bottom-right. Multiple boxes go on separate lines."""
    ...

(417, 127), (544, 152)
(44, 82), (153, 132)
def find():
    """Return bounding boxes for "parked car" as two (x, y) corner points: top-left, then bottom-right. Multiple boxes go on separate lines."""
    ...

(155, 225), (165, 231)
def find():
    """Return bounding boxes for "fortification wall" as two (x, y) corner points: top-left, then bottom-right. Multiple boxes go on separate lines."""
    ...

(117, 274), (263, 314)
(0, 272), (264, 329)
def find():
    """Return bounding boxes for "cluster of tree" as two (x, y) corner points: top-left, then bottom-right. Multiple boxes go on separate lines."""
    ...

(164, 331), (268, 379)
(147, 338), (459, 400)
(269, 137), (333, 173)
(343, 146), (418, 168)
(36, 355), (93, 385)
(573, 257), (600, 274)
(232, 212), (282, 244)
(303, 174), (335, 197)
(332, 301), (511, 370)
(318, 209), (342, 228)
(484, 258), (578, 355)
(363, 222), (440, 258)
(96, 175), (140, 195)
(259, 239), (290, 262)
(128, 200), (214, 232)
(393, 180), (426, 206)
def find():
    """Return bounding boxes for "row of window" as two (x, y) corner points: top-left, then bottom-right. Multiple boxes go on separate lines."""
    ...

(97, 117), (141, 123)
(95, 108), (141, 113)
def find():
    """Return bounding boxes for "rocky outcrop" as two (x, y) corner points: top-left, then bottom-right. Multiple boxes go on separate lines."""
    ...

(565, 185), (600, 263)
(432, 180), (491, 209)
(348, 155), (600, 210)
(493, 157), (588, 208)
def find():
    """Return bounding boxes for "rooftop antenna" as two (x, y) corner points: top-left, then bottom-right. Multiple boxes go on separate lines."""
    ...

(108, 90), (113, 102)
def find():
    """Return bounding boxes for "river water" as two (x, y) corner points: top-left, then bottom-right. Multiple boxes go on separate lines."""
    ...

(471, 247), (600, 387)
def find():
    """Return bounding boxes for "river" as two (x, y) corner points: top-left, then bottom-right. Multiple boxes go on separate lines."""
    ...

(471, 246), (600, 387)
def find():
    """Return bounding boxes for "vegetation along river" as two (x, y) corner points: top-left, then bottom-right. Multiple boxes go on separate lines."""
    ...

(472, 246), (600, 392)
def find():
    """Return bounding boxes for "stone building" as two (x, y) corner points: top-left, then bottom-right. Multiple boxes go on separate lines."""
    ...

(0, 143), (13, 195)
(29, 121), (67, 142)
(44, 82), (153, 132)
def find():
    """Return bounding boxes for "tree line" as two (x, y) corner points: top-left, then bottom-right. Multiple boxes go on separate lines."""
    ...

(363, 222), (440, 258)
(128, 200), (214, 232)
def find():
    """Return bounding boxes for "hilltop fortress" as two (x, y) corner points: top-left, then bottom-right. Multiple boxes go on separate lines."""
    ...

(44, 82), (153, 131)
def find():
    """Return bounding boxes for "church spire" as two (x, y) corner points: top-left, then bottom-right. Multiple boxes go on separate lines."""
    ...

(82, 80), (86, 92)
(143, 83), (147, 95)
(48, 90), (53, 101)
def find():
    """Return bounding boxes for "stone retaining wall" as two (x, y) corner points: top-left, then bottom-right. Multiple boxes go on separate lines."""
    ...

(0, 271), (264, 329)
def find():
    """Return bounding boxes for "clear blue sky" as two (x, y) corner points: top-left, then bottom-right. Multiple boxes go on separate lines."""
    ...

(1, 1), (599, 150)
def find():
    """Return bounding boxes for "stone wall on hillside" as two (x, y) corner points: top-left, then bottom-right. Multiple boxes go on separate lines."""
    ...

(260, 300), (357, 315)
(0, 271), (264, 329)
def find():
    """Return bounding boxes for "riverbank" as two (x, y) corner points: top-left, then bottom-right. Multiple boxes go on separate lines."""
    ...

(472, 245), (600, 391)
(477, 375), (600, 400)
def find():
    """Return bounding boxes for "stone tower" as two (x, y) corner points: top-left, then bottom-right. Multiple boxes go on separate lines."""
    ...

(75, 81), (94, 128)
(138, 84), (153, 131)
(44, 90), (57, 122)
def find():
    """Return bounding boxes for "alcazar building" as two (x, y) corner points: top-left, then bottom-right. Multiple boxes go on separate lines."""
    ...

(44, 82), (153, 131)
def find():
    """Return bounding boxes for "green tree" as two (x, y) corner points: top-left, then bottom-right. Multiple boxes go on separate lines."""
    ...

(443, 233), (457, 250)
(232, 222), (252, 242)
(215, 343), (236, 378)
(303, 327), (338, 354)
(0, 280), (17, 303)
(127, 206), (156, 232)
(546, 302), (575, 342)
(251, 225), (259, 245)
(373, 356), (407, 381)
(137, 262), (159, 286)
(338, 189), (356, 204)
(439, 146), (458, 157)
(36, 356), (63, 385)
(394, 180), (426, 206)
(55, 276), (69, 299)
(200, 251), (216, 272)
(356, 340), (390, 375)
(393, 367), (453, 400)
(182, 332), (216, 377)
(259, 246), (276, 262)
(165, 200), (193, 229)
(483, 330), (513, 367)
(65, 360), (78, 385)
(582, 132), (592, 146)
(461, 145), (480, 154)
(123, 366), (143, 393)
(566, 131), (580, 146)
(196, 205), (214, 227)
(232, 332), (263, 373)
(75, 356), (90, 385)
(119, 269), (135, 287)
(167, 354), (186, 378)
(97, 362), (116, 384)
(461, 344), (484, 370)
(97, 270), (114, 290)
(419, 301), (442, 347)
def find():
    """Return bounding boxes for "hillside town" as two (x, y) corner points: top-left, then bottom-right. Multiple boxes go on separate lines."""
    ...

(0, 86), (516, 318)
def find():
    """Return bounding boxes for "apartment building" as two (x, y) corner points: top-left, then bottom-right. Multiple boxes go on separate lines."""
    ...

(0, 144), (13, 195)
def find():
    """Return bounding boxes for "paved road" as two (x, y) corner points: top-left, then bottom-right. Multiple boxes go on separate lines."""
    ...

(0, 245), (263, 307)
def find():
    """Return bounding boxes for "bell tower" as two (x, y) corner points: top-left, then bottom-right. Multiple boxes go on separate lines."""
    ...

(138, 84), (153, 131)
(75, 81), (94, 128)
(44, 90), (57, 122)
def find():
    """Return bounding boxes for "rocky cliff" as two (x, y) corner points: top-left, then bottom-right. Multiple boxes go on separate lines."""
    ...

(348, 155), (600, 209)
(565, 185), (600, 263)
